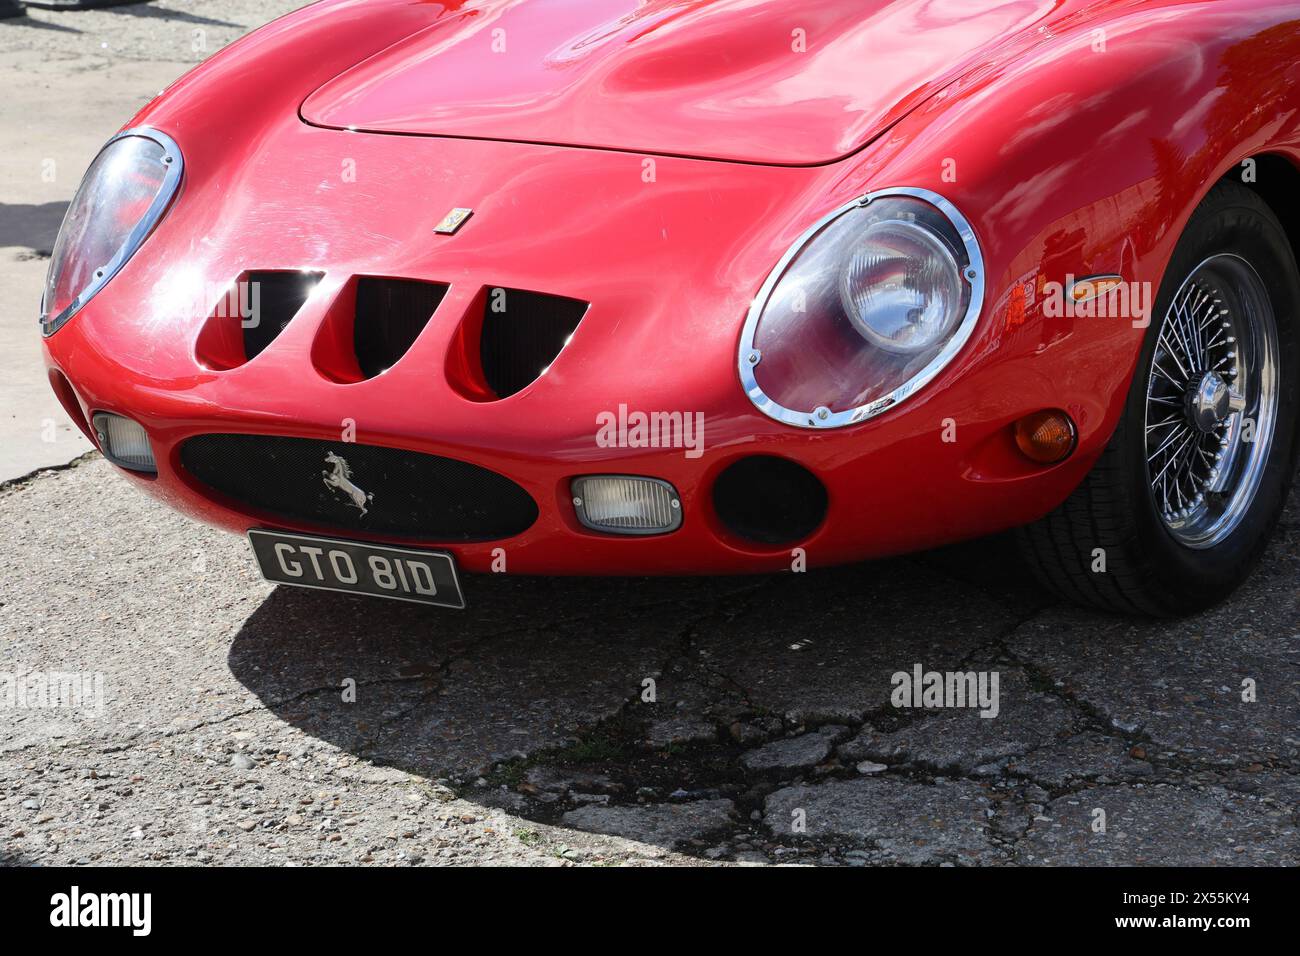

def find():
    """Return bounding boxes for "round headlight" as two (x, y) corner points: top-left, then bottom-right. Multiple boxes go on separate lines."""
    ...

(839, 218), (964, 354)
(738, 188), (983, 429)
(41, 127), (183, 336)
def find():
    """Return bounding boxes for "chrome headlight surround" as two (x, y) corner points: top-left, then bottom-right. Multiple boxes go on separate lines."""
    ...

(40, 127), (184, 337)
(737, 186), (985, 429)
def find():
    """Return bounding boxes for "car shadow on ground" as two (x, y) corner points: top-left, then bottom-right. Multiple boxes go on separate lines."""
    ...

(105, 2), (241, 30)
(0, 201), (68, 253)
(213, 495), (1300, 864)
(226, 535), (1183, 862)
(223, 486), (1300, 864)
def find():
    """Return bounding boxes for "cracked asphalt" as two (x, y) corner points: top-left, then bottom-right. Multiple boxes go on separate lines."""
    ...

(1, 456), (1297, 866)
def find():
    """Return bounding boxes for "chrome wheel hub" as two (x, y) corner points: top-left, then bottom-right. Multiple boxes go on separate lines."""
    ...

(1145, 254), (1278, 548)
(1186, 370), (1245, 433)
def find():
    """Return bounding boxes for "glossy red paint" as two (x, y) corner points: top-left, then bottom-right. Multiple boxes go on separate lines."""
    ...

(41, 0), (1300, 576)
(301, 0), (1071, 165)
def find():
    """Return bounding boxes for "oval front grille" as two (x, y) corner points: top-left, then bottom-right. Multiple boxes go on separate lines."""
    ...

(180, 434), (538, 542)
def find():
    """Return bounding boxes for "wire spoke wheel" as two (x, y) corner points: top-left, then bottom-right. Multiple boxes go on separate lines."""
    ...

(1144, 253), (1279, 548)
(1020, 182), (1296, 615)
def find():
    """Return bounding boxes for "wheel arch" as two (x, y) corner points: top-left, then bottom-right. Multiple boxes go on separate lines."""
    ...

(1236, 152), (1300, 280)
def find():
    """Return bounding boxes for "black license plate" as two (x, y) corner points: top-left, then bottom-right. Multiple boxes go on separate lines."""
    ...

(248, 530), (465, 609)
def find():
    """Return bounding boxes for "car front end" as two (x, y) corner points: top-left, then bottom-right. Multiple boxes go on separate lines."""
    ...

(40, 0), (1147, 604)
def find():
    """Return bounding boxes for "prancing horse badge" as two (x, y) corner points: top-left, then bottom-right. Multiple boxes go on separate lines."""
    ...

(433, 207), (473, 235)
(322, 452), (373, 516)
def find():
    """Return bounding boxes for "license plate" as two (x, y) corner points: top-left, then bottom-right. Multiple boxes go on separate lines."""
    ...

(247, 530), (465, 609)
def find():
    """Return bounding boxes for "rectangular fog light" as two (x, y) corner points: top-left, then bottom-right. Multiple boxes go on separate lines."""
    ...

(91, 412), (156, 473)
(571, 476), (682, 535)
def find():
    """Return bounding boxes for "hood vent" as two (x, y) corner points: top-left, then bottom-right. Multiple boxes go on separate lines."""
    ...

(354, 277), (449, 379)
(480, 287), (587, 398)
(242, 272), (324, 360)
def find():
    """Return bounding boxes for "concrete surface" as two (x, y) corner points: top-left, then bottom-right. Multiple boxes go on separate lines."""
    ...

(0, 458), (1296, 865)
(0, 0), (305, 481)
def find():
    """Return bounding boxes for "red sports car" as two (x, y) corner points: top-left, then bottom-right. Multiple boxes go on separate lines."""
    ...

(40, 0), (1300, 615)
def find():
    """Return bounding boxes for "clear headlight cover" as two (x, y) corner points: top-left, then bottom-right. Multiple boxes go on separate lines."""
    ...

(738, 188), (983, 429)
(41, 128), (183, 336)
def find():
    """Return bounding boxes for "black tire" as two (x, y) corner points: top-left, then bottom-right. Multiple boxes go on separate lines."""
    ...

(1016, 180), (1300, 616)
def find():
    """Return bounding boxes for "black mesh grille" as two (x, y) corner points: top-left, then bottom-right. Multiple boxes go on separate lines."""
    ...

(180, 435), (537, 541)
(242, 272), (323, 360)
(354, 278), (448, 379)
(480, 288), (587, 398)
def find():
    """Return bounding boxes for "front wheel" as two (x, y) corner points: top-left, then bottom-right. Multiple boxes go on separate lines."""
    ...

(1017, 180), (1300, 616)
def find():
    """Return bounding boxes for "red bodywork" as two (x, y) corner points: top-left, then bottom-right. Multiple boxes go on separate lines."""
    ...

(41, 0), (1300, 574)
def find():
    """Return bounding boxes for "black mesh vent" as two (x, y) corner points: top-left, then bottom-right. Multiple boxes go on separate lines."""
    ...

(242, 272), (323, 360)
(180, 434), (538, 542)
(354, 278), (449, 379)
(480, 288), (587, 398)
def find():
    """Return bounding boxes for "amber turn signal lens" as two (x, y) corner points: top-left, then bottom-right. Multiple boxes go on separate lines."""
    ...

(1014, 410), (1076, 464)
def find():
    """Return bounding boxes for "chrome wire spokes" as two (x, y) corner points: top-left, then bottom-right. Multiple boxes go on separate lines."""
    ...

(1145, 254), (1278, 548)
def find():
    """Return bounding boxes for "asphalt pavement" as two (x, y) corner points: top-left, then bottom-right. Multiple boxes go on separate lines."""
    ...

(2, 456), (1296, 865)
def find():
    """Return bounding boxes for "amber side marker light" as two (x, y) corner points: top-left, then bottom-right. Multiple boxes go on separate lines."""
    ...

(1014, 409), (1077, 464)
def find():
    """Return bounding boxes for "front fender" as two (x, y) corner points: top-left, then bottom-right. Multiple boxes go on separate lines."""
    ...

(822, 0), (1300, 498)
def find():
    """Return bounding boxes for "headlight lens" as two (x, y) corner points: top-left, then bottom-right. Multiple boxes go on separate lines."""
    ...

(739, 188), (983, 429)
(41, 128), (183, 336)
(839, 218), (964, 354)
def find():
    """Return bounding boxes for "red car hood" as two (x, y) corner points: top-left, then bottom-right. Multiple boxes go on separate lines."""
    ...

(300, 0), (1068, 165)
